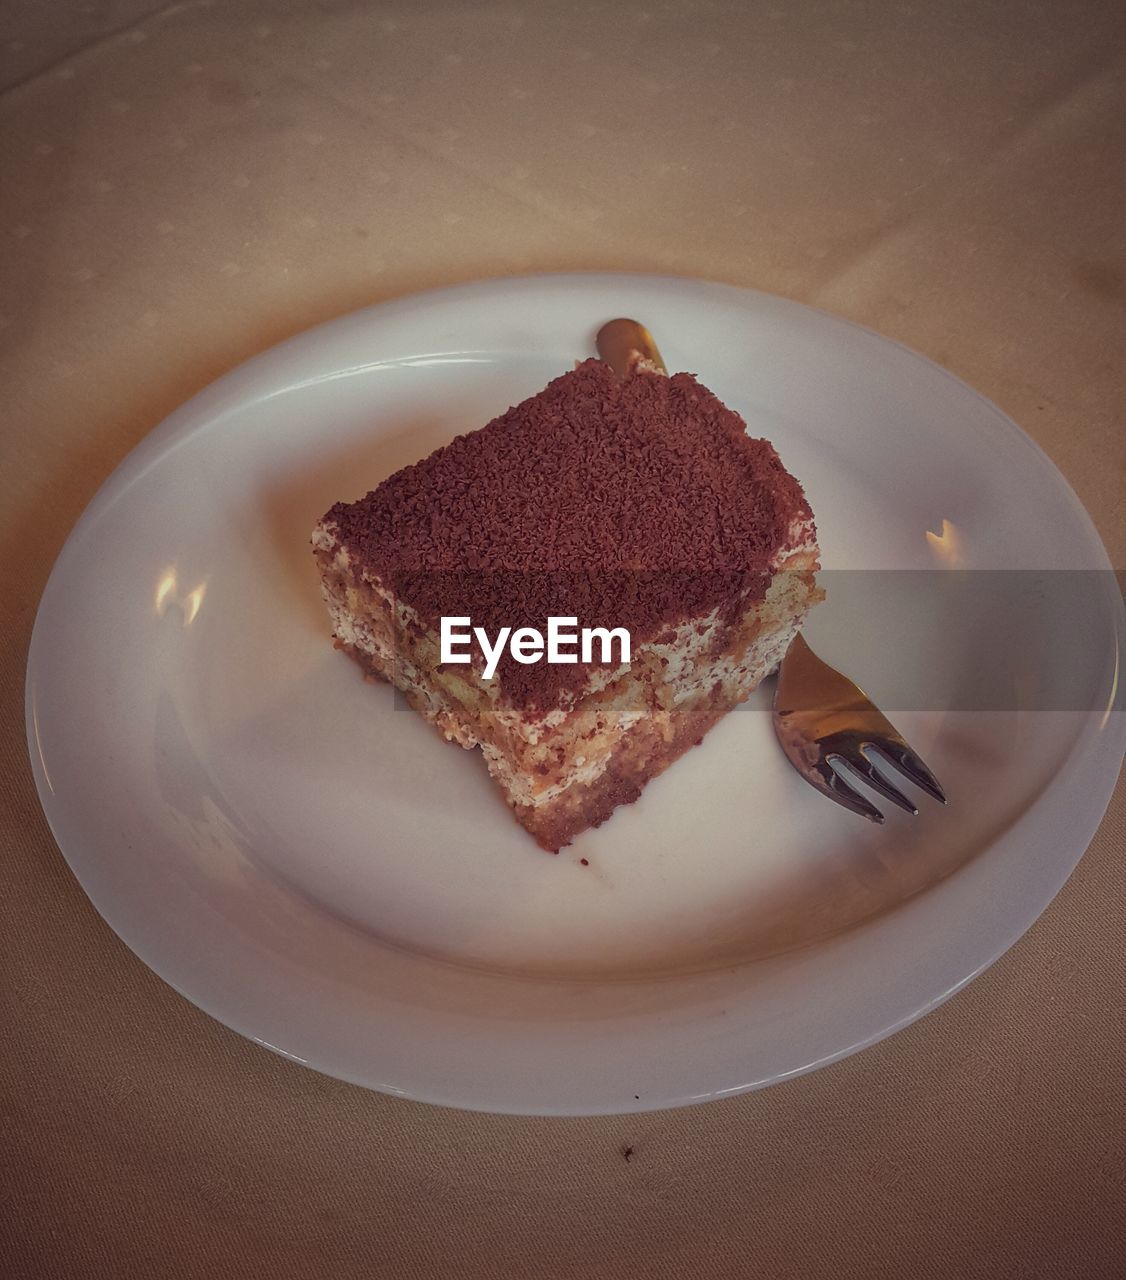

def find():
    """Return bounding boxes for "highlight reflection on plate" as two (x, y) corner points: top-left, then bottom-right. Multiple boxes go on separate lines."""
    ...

(26, 275), (1122, 1114)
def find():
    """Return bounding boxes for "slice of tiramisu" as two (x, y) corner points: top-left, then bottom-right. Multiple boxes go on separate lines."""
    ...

(313, 358), (820, 850)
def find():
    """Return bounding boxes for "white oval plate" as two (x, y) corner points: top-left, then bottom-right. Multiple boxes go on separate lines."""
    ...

(26, 275), (1122, 1114)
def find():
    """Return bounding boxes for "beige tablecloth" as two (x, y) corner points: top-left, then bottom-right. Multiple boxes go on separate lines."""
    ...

(3, 2), (1124, 1277)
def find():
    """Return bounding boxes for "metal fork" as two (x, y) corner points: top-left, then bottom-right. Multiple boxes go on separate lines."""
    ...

(595, 317), (946, 824)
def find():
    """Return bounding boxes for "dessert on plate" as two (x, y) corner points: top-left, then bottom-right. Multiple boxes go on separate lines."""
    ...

(312, 357), (820, 850)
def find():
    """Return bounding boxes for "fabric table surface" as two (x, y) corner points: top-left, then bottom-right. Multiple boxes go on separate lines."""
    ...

(2, 2), (1123, 1277)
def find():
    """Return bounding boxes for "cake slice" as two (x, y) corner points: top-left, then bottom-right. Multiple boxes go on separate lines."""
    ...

(312, 358), (820, 850)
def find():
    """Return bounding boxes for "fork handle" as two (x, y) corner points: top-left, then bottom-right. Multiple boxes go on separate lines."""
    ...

(596, 318), (667, 377)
